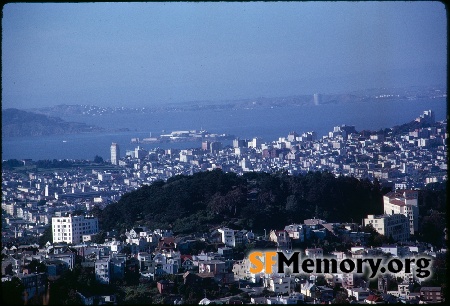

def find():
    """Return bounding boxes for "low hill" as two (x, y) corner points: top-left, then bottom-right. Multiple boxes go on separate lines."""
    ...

(2, 108), (103, 137)
(99, 169), (385, 235)
(98, 170), (446, 247)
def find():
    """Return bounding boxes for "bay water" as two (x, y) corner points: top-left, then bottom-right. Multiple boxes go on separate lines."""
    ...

(2, 98), (447, 161)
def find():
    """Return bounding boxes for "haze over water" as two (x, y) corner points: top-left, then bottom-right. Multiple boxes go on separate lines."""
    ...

(2, 2), (447, 162)
(2, 98), (446, 161)
(2, 2), (446, 109)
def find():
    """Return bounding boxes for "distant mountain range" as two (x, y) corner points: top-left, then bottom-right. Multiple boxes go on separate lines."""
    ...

(23, 85), (446, 117)
(2, 85), (445, 138)
(2, 108), (103, 138)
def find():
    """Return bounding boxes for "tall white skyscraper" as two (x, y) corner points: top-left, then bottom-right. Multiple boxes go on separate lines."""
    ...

(110, 143), (120, 165)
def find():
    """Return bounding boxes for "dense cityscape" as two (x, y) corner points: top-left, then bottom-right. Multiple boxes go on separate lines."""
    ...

(3, 1), (447, 305)
(1, 109), (447, 305)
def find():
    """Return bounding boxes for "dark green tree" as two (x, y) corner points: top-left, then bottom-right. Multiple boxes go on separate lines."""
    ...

(26, 259), (47, 273)
(363, 224), (388, 247)
(93, 155), (104, 164)
(420, 212), (446, 247)
(38, 225), (53, 247)
(332, 291), (349, 304)
(2, 277), (24, 305)
(90, 231), (106, 244)
(2, 159), (23, 170)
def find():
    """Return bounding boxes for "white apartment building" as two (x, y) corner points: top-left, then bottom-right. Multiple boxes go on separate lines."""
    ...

(266, 275), (292, 294)
(179, 150), (193, 163)
(232, 258), (261, 283)
(2, 203), (15, 216)
(383, 190), (419, 235)
(52, 214), (99, 244)
(218, 227), (236, 247)
(249, 137), (263, 149)
(364, 214), (410, 242)
(232, 258), (251, 281)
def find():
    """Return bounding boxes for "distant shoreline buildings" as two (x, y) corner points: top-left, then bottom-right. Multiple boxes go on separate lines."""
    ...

(100, 110), (448, 192)
(130, 129), (234, 144)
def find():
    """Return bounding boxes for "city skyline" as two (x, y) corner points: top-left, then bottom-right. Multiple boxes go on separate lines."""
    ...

(2, 1), (447, 110)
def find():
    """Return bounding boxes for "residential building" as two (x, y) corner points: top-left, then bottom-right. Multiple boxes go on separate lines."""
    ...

(218, 227), (235, 247)
(364, 214), (410, 242)
(347, 287), (370, 301)
(265, 275), (292, 294)
(420, 287), (442, 303)
(305, 248), (323, 258)
(284, 224), (306, 242)
(95, 259), (111, 284)
(269, 230), (291, 250)
(134, 146), (148, 160)
(52, 214), (99, 244)
(383, 190), (419, 235)
(198, 260), (226, 275)
(15, 272), (46, 303)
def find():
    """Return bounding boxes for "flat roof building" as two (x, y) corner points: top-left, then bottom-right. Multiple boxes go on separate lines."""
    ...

(383, 190), (418, 235)
(364, 214), (410, 242)
(52, 214), (99, 244)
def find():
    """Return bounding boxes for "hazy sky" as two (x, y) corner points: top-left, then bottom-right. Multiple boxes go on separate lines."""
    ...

(2, 2), (447, 109)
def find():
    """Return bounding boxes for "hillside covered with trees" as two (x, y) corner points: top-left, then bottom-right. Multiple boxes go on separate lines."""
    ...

(98, 170), (386, 234)
(96, 169), (446, 246)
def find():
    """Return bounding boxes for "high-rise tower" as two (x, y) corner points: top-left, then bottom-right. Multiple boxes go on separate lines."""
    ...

(110, 143), (120, 165)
